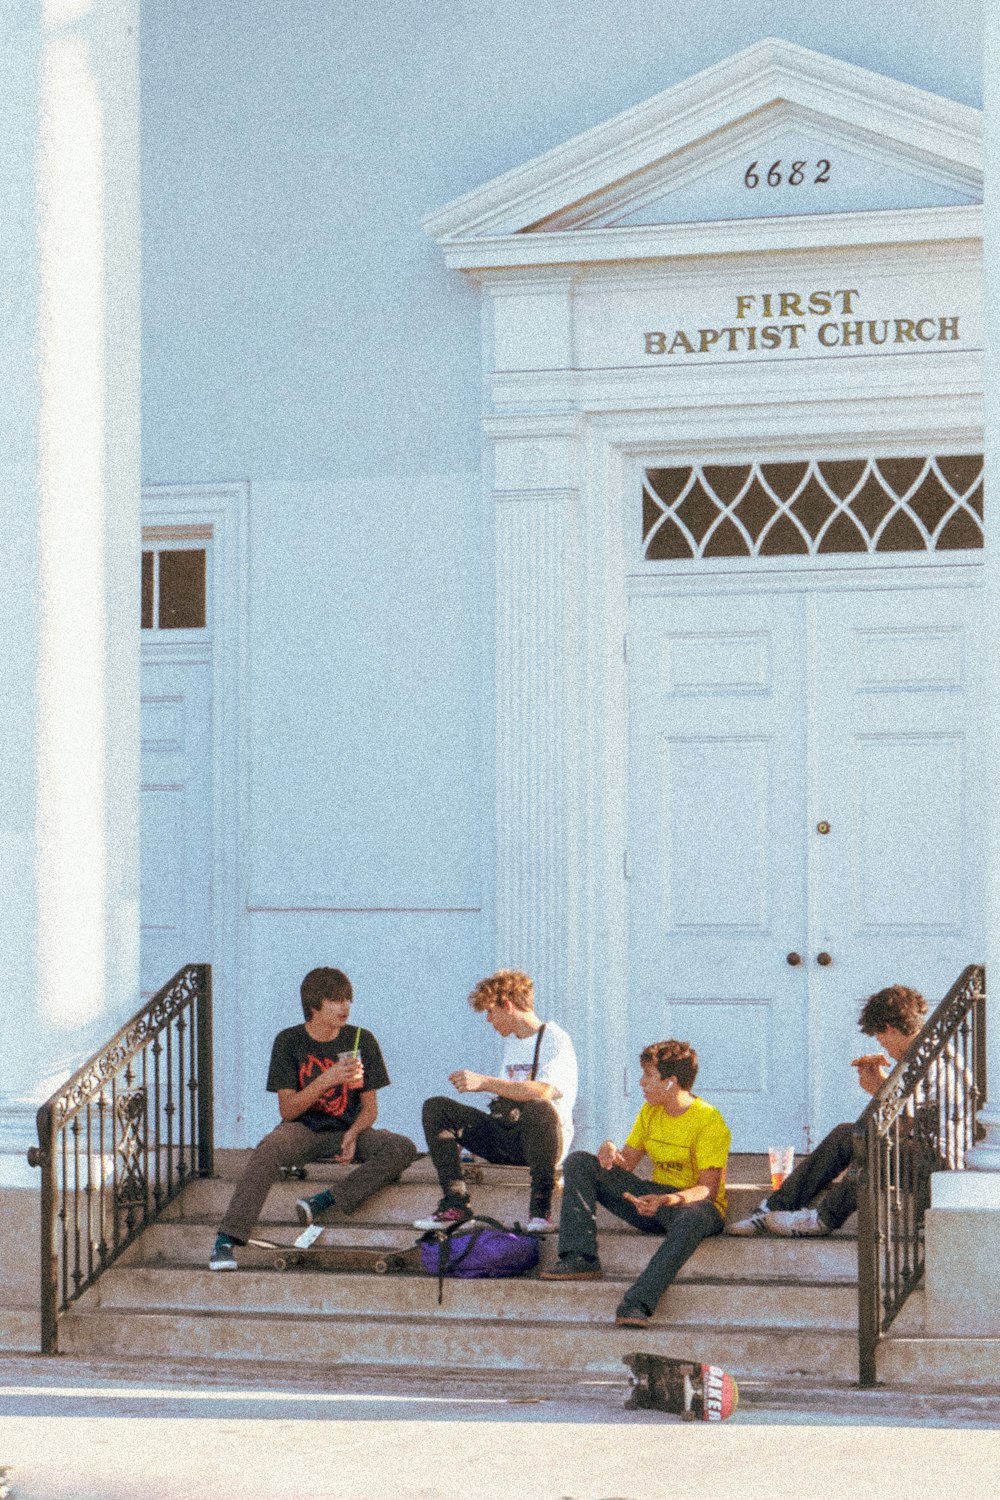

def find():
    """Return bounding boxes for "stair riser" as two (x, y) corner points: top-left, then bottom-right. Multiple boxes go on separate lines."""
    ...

(92, 1266), (858, 1329)
(134, 1222), (859, 1282)
(58, 1307), (860, 1381)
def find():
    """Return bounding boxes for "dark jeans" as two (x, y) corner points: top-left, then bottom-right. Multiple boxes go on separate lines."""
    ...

(422, 1095), (562, 1218)
(558, 1150), (723, 1316)
(219, 1121), (417, 1243)
(765, 1122), (857, 1229)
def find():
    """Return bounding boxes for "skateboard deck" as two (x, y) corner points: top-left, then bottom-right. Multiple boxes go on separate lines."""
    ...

(248, 1236), (423, 1275)
(623, 1351), (738, 1421)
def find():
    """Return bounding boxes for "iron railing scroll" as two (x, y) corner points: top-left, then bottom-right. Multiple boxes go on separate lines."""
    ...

(27, 963), (213, 1353)
(854, 963), (985, 1387)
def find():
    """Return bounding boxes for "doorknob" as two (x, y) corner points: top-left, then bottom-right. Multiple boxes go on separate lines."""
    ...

(816, 951), (833, 966)
(786, 952), (803, 966)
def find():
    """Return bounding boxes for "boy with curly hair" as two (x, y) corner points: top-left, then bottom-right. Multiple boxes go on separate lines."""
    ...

(728, 984), (938, 1238)
(413, 969), (577, 1234)
(540, 1038), (731, 1328)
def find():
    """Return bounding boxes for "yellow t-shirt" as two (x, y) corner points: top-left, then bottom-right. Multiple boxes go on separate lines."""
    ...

(625, 1096), (730, 1215)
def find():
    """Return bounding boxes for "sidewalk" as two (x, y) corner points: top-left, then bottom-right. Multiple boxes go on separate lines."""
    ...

(1, 1354), (998, 1500)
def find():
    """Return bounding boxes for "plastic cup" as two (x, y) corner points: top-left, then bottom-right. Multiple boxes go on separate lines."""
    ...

(341, 1048), (363, 1087)
(768, 1145), (794, 1190)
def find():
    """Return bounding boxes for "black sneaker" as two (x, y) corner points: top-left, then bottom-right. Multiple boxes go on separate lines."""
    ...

(538, 1252), (603, 1281)
(413, 1194), (473, 1232)
(208, 1233), (238, 1271)
(615, 1300), (652, 1327)
(295, 1190), (334, 1227)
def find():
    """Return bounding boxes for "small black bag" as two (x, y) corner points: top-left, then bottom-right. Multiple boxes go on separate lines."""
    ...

(487, 1024), (546, 1128)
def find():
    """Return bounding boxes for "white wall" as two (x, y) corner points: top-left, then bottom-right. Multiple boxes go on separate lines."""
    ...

(137, 2), (984, 1147)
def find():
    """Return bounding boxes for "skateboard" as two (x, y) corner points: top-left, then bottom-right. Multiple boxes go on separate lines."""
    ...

(623, 1351), (739, 1421)
(248, 1235), (423, 1274)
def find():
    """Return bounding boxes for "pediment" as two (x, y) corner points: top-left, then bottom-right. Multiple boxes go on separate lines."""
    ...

(424, 39), (981, 253)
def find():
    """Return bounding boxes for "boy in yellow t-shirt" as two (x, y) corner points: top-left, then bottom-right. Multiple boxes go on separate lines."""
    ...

(540, 1039), (730, 1327)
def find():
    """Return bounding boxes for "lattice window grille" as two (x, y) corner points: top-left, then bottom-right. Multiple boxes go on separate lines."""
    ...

(642, 455), (983, 562)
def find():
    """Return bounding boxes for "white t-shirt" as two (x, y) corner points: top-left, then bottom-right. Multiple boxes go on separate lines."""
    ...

(500, 1019), (577, 1158)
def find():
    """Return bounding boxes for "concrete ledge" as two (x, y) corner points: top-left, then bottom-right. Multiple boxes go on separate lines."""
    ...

(926, 1203), (1000, 1334)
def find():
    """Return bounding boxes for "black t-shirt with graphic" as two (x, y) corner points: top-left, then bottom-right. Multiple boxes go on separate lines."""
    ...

(266, 1024), (390, 1133)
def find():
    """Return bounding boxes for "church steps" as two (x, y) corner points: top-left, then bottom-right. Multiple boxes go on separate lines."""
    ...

(131, 1219), (859, 1283)
(83, 1263), (859, 1329)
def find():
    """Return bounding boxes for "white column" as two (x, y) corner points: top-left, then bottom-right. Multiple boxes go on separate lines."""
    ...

(0, 0), (140, 1181)
(965, 0), (1000, 1178)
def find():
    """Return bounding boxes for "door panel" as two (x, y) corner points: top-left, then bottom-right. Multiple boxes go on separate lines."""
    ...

(809, 586), (983, 1130)
(140, 659), (212, 996)
(628, 591), (809, 1147)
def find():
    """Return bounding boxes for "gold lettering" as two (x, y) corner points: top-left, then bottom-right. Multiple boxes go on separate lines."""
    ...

(698, 329), (722, 353)
(834, 289), (860, 314)
(894, 319), (917, 343)
(761, 293), (774, 318)
(841, 320), (864, 346)
(779, 292), (804, 318)
(808, 291), (832, 316)
(735, 295), (755, 319)
(867, 320), (889, 346)
(939, 316), (960, 341)
(817, 322), (839, 347)
(916, 318), (938, 342)
(644, 331), (667, 355)
(760, 325), (782, 349)
(668, 330), (695, 354)
(720, 327), (742, 351)
(784, 323), (807, 349)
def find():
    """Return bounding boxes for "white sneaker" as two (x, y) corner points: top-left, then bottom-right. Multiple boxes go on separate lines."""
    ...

(208, 1234), (238, 1270)
(524, 1216), (557, 1234)
(725, 1200), (771, 1236)
(764, 1207), (828, 1237)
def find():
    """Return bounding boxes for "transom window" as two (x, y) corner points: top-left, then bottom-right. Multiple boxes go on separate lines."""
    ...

(642, 455), (983, 561)
(141, 541), (209, 630)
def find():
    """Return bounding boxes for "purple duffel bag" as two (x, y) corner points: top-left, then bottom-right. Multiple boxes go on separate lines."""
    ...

(420, 1216), (539, 1302)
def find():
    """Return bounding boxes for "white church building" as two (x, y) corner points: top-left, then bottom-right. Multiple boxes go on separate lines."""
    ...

(3, 1), (1000, 1352)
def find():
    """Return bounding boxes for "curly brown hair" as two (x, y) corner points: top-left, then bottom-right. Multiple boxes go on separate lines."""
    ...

(640, 1039), (699, 1090)
(468, 969), (536, 1014)
(858, 985), (927, 1039)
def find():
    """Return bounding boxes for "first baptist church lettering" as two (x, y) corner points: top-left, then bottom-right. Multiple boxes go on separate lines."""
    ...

(643, 287), (962, 355)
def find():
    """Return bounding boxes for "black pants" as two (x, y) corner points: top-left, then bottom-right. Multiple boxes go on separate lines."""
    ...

(765, 1122), (858, 1229)
(558, 1151), (723, 1315)
(422, 1095), (562, 1218)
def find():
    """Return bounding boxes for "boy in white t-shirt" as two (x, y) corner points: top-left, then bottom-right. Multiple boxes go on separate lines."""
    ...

(414, 970), (577, 1234)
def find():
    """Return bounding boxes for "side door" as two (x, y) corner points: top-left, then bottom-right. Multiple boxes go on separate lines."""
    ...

(627, 588), (810, 1147)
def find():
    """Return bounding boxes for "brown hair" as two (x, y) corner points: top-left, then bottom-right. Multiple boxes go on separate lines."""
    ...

(640, 1039), (699, 1091)
(300, 967), (352, 1020)
(468, 969), (535, 1014)
(858, 985), (927, 1039)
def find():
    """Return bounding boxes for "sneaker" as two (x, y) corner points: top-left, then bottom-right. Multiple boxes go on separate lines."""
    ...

(295, 1189), (334, 1227)
(524, 1216), (558, 1234)
(413, 1194), (473, 1232)
(725, 1201), (772, 1236)
(615, 1300), (652, 1328)
(764, 1207), (829, 1237)
(538, 1252), (603, 1281)
(208, 1233), (238, 1271)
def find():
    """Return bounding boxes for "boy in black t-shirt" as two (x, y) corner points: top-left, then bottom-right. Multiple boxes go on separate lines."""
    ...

(209, 968), (417, 1269)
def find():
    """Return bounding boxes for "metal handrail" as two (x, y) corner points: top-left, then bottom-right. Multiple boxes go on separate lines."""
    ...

(27, 963), (213, 1353)
(854, 964), (985, 1387)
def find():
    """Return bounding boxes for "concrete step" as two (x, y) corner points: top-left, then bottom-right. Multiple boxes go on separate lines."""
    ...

(0, 1306), (40, 1353)
(168, 1173), (847, 1234)
(88, 1262), (859, 1330)
(58, 1302), (860, 1381)
(132, 1218), (859, 1283)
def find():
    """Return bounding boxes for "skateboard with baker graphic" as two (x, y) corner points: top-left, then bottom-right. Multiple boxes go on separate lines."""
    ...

(623, 1351), (739, 1420)
(248, 1232), (422, 1274)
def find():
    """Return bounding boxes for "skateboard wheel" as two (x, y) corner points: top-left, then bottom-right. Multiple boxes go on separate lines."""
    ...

(275, 1256), (290, 1271)
(374, 1258), (389, 1274)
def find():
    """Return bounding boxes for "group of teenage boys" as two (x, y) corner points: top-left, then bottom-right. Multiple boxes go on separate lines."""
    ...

(210, 966), (941, 1328)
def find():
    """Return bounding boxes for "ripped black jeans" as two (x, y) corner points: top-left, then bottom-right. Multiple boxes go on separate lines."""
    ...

(421, 1094), (562, 1219)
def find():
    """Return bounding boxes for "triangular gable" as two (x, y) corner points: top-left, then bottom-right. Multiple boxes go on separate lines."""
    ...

(424, 39), (981, 248)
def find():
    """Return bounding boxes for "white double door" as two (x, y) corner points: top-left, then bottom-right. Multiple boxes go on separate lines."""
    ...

(627, 576), (983, 1149)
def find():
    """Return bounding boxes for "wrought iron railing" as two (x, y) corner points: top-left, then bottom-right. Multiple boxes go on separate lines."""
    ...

(27, 963), (213, 1353)
(854, 964), (985, 1387)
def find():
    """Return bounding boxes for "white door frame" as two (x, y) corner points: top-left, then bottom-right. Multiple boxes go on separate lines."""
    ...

(141, 481), (249, 1135)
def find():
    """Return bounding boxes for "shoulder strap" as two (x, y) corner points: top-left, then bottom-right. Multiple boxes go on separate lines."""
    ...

(529, 1023), (547, 1082)
(423, 1215), (509, 1304)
